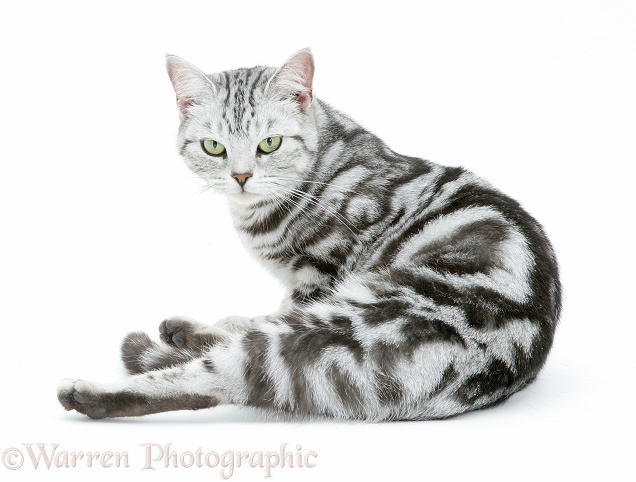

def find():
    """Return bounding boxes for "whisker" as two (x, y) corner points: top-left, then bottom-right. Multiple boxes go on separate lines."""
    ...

(267, 176), (365, 196)
(195, 183), (217, 195)
(256, 186), (315, 247)
(264, 181), (360, 237)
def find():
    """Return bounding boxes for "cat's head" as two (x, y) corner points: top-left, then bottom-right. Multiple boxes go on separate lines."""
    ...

(167, 49), (317, 204)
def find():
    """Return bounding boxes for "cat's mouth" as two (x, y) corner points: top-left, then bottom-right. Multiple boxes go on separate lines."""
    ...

(228, 188), (262, 203)
(234, 186), (255, 195)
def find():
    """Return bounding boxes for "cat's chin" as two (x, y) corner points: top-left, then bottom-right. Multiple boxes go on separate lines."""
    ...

(226, 190), (267, 206)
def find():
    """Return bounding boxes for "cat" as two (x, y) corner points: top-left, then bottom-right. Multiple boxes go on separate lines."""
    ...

(57, 48), (561, 421)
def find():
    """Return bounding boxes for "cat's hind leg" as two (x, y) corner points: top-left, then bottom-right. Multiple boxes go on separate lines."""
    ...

(57, 361), (221, 419)
(121, 331), (198, 375)
(158, 316), (231, 351)
(121, 316), (239, 375)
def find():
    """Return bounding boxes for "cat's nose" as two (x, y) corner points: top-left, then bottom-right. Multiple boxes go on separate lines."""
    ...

(232, 173), (252, 187)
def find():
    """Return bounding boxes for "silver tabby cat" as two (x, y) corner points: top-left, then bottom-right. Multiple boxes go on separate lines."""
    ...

(58, 49), (561, 420)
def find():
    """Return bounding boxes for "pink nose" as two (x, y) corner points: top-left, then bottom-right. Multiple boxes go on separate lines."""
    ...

(232, 173), (252, 186)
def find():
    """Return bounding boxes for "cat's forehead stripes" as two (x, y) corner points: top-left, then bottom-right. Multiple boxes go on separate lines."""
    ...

(215, 66), (273, 134)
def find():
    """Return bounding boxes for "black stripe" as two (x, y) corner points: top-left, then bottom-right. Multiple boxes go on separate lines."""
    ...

(428, 364), (459, 399)
(454, 358), (515, 406)
(401, 315), (467, 351)
(240, 191), (304, 235)
(374, 215), (428, 267)
(291, 254), (340, 280)
(232, 69), (249, 129)
(248, 68), (266, 111)
(371, 167), (467, 267)
(327, 364), (364, 416)
(386, 268), (540, 331)
(431, 166), (465, 193)
(221, 71), (232, 128)
(412, 218), (510, 275)
(279, 313), (364, 366)
(180, 139), (195, 156)
(288, 135), (315, 154)
(375, 370), (405, 405)
(243, 330), (277, 407)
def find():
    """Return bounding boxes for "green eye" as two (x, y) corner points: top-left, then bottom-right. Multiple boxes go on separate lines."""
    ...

(201, 139), (226, 156)
(258, 136), (282, 154)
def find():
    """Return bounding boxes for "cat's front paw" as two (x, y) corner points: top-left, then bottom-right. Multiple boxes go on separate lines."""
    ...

(159, 316), (229, 353)
(57, 378), (107, 419)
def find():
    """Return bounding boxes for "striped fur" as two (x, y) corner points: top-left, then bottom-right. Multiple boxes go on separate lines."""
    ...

(58, 49), (561, 420)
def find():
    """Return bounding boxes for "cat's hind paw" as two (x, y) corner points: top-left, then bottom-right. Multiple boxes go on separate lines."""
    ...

(57, 378), (107, 419)
(159, 316), (229, 353)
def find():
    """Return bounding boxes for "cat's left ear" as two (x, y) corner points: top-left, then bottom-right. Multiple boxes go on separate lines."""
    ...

(266, 48), (314, 112)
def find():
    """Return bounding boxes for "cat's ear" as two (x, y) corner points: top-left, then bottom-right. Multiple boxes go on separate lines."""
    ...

(266, 48), (314, 112)
(166, 55), (217, 117)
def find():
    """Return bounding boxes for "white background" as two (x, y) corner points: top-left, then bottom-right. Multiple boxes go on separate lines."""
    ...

(1, 1), (634, 480)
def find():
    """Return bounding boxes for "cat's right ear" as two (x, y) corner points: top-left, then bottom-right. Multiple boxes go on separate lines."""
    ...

(166, 55), (217, 117)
